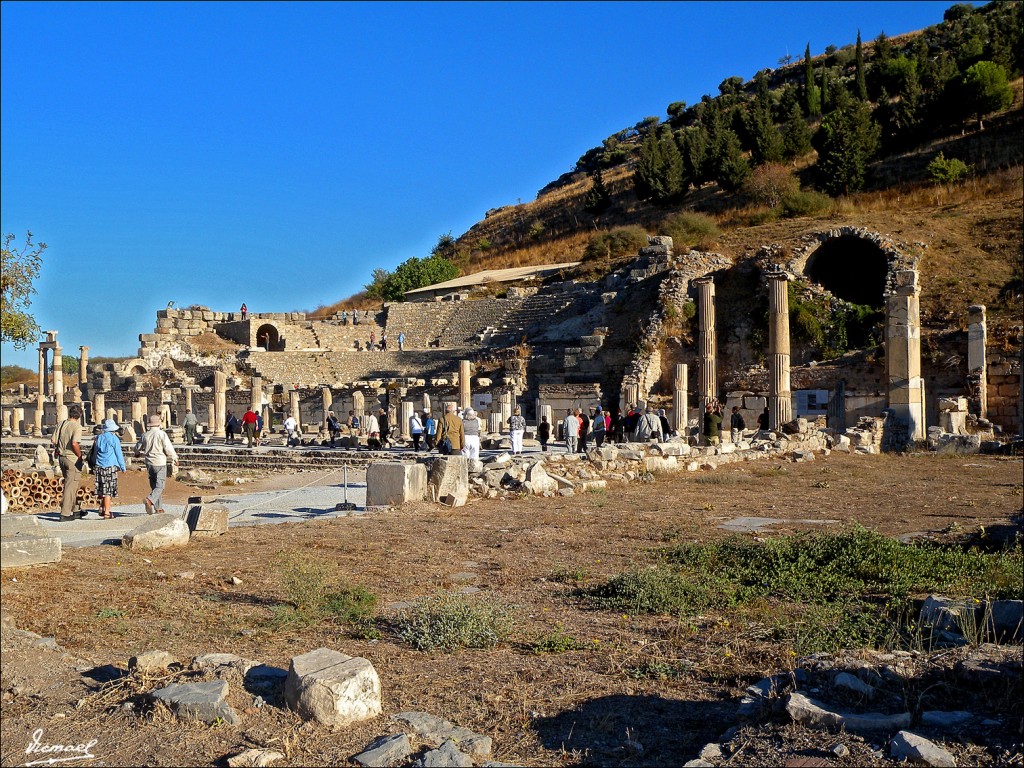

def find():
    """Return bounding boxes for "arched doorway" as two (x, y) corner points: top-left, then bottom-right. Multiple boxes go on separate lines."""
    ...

(255, 324), (280, 351)
(804, 235), (888, 307)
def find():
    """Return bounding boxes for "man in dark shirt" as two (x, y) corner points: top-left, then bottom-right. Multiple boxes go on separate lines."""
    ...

(702, 402), (723, 446)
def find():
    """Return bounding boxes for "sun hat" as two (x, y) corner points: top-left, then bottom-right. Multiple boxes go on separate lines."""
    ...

(103, 418), (120, 432)
(147, 414), (162, 427)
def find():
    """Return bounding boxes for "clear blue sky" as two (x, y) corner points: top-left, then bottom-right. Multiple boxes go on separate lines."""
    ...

(2, 0), (958, 369)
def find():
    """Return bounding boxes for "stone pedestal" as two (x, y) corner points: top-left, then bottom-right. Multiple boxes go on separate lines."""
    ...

(12, 407), (25, 436)
(767, 274), (793, 429)
(967, 304), (987, 419)
(672, 363), (688, 433)
(459, 360), (472, 410)
(488, 412), (503, 434)
(886, 269), (925, 442)
(213, 371), (227, 437)
(499, 391), (512, 430)
(695, 277), (717, 406)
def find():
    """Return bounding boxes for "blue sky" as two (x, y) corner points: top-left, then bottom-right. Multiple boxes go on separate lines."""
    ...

(2, 0), (958, 369)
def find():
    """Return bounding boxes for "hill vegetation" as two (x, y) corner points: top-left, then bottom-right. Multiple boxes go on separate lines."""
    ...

(319, 2), (1022, 333)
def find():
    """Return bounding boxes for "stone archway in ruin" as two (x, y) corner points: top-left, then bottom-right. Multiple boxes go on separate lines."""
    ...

(255, 323), (281, 351)
(120, 359), (149, 377)
(804, 235), (889, 307)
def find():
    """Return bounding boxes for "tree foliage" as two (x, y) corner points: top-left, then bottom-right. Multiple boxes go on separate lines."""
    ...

(364, 253), (459, 302)
(1, 231), (46, 349)
(583, 168), (611, 215)
(633, 130), (685, 202)
(813, 100), (880, 196)
(927, 152), (971, 184)
(957, 60), (1014, 129)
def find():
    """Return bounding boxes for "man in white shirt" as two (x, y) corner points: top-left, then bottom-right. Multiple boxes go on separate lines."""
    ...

(562, 409), (580, 454)
(283, 414), (298, 447)
(135, 414), (179, 514)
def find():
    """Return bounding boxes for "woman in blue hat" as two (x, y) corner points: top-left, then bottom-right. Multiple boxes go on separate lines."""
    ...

(94, 419), (127, 519)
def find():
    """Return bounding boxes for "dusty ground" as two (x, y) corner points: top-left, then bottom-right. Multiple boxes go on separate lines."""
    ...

(1, 451), (1022, 767)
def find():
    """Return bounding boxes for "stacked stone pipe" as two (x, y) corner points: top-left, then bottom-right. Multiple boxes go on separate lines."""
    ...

(0, 468), (99, 512)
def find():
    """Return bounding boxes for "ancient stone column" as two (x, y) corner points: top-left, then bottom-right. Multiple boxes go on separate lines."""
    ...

(459, 360), (472, 410)
(499, 390), (513, 431)
(694, 277), (717, 407)
(92, 393), (105, 427)
(184, 386), (194, 414)
(213, 370), (227, 437)
(52, 346), (66, 421)
(207, 403), (216, 435)
(1, 409), (10, 434)
(253, 375), (265, 413)
(620, 380), (640, 413)
(13, 407), (25, 436)
(351, 390), (364, 426)
(400, 400), (414, 438)
(320, 385), (332, 424)
(488, 412), (503, 434)
(262, 404), (273, 436)
(160, 403), (171, 428)
(422, 392), (431, 415)
(885, 269), (925, 441)
(672, 363), (688, 434)
(37, 346), (47, 397)
(132, 398), (146, 434)
(967, 304), (988, 419)
(33, 406), (43, 437)
(540, 403), (552, 429)
(290, 389), (302, 430)
(78, 346), (89, 385)
(767, 273), (793, 429)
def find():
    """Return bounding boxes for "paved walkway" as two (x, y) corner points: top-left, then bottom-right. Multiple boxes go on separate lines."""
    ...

(30, 477), (368, 549)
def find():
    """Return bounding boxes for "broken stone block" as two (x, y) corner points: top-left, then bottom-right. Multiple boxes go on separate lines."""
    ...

(366, 462), (427, 507)
(122, 513), (190, 551)
(129, 650), (178, 674)
(920, 595), (977, 633)
(192, 653), (260, 675)
(186, 505), (229, 537)
(833, 671), (875, 698)
(284, 647), (382, 727)
(0, 534), (62, 569)
(428, 457), (469, 507)
(151, 680), (240, 725)
(889, 730), (956, 767)
(587, 445), (619, 462)
(391, 711), (492, 759)
(785, 692), (910, 733)
(644, 456), (677, 473)
(414, 739), (474, 768)
(0, 515), (40, 537)
(986, 599), (1023, 642)
(352, 733), (412, 767)
(523, 462), (557, 495)
(226, 749), (285, 768)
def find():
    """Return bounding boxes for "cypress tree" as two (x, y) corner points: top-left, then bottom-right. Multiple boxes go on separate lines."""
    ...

(803, 43), (821, 116)
(855, 30), (868, 100)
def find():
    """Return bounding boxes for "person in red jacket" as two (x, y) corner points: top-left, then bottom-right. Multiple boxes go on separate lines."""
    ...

(241, 407), (259, 448)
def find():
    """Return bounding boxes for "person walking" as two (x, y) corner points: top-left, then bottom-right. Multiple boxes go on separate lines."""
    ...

(462, 408), (481, 459)
(592, 406), (606, 448)
(424, 411), (438, 451)
(579, 409), (591, 454)
(52, 405), (84, 522)
(397, 331), (405, 351)
(365, 410), (380, 449)
(635, 405), (663, 442)
(508, 407), (526, 455)
(562, 409), (580, 454)
(284, 413), (299, 446)
(438, 403), (465, 455)
(254, 409), (264, 446)
(378, 408), (391, 448)
(241, 407), (259, 447)
(409, 410), (424, 451)
(183, 409), (198, 445)
(225, 411), (239, 444)
(94, 419), (126, 519)
(327, 411), (341, 447)
(135, 414), (179, 515)
(538, 415), (551, 452)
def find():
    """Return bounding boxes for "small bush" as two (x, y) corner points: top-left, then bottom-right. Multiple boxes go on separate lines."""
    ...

(395, 591), (515, 652)
(780, 190), (832, 218)
(274, 553), (378, 631)
(927, 152), (971, 185)
(660, 212), (720, 248)
(279, 554), (332, 613)
(585, 565), (737, 616)
(583, 227), (648, 262)
(743, 163), (799, 208)
(530, 624), (588, 654)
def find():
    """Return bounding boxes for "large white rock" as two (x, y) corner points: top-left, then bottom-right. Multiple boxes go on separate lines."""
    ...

(523, 462), (557, 495)
(284, 647), (382, 727)
(366, 463), (427, 507)
(122, 513), (190, 551)
(785, 692), (910, 733)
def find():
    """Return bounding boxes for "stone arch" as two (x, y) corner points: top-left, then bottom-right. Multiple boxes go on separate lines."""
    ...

(120, 358), (149, 377)
(786, 226), (920, 307)
(255, 323), (281, 351)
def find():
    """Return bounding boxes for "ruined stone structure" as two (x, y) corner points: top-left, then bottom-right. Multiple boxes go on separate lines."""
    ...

(2, 229), (1019, 449)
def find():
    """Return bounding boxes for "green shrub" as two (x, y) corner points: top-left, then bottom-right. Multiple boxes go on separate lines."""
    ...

(395, 591), (515, 651)
(660, 212), (720, 247)
(584, 565), (738, 616)
(279, 554), (332, 613)
(780, 190), (832, 217)
(530, 623), (588, 654)
(583, 227), (649, 262)
(927, 152), (971, 184)
(274, 553), (378, 631)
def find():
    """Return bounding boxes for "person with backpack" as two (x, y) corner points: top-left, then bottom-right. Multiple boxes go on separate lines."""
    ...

(437, 403), (464, 455)
(225, 411), (239, 444)
(409, 410), (424, 451)
(730, 406), (746, 443)
(327, 411), (341, 447)
(424, 411), (438, 451)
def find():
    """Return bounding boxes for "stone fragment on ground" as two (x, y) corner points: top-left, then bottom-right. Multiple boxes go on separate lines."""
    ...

(833, 671), (875, 697)
(428, 457), (469, 507)
(391, 711), (493, 759)
(0, 533), (62, 568)
(889, 730), (957, 767)
(784, 692), (910, 733)
(150, 679), (240, 725)
(186, 504), (229, 537)
(352, 733), (412, 767)
(920, 711), (972, 728)
(122, 512), (190, 551)
(366, 462), (427, 506)
(413, 738), (474, 768)
(284, 647), (382, 726)
(129, 649), (178, 674)
(226, 748), (285, 767)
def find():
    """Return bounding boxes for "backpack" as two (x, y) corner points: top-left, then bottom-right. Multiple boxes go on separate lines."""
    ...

(351, 416), (360, 429)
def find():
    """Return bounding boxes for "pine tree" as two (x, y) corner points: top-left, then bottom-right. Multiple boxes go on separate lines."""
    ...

(813, 100), (880, 195)
(583, 168), (611, 215)
(855, 30), (868, 100)
(782, 102), (813, 158)
(634, 130), (685, 202)
(714, 129), (751, 191)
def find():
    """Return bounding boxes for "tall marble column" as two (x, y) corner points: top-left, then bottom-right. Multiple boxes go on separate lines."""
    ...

(540, 404), (553, 430)
(320, 385), (332, 424)
(93, 393), (105, 428)
(262, 404), (273, 436)
(967, 304), (987, 419)
(184, 386), (194, 414)
(351, 390), (364, 426)
(767, 273), (793, 429)
(672, 363), (688, 434)
(252, 375), (264, 413)
(52, 346), (66, 421)
(37, 346), (47, 397)
(886, 269), (925, 441)
(207, 403), (216, 435)
(499, 389), (513, 431)
(213, 371), (227, 437)
(620, 381), (640, 413)
(459, 360), (472, 410)
(13, 407), (25, 436)
(78, 346), (89, 386)
(694, 277), (718, 407)
(290, 389), (302, 430)
(400, 400), (414, 438)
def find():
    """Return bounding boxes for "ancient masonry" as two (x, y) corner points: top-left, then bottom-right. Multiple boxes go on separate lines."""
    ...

(1, 229), (1020, 449)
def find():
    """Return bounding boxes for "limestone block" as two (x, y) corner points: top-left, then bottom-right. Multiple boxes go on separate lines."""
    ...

(523, 462), (557, 495)
(122, 513), (191, 551)
(391, 711), (492, 759)
(187, 505), (229, 537)
(414, 740), (474, 767)
(130, 650), (179, 673)
(644, 456), (678, 473)
(151, 680), (240, 725)
(1, 515), (41, 537)
(352, 734), (412, 767)
(985, 599), (1023, 642)
(0, 535), (62, 569)
(889, 731), (956, 768)
(366, 463), (427, 506)
(785, 692), (910, 733)
(284, 647), (382, 727)
(587, 445), (619, 462)
(226, 749), (285, 768)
